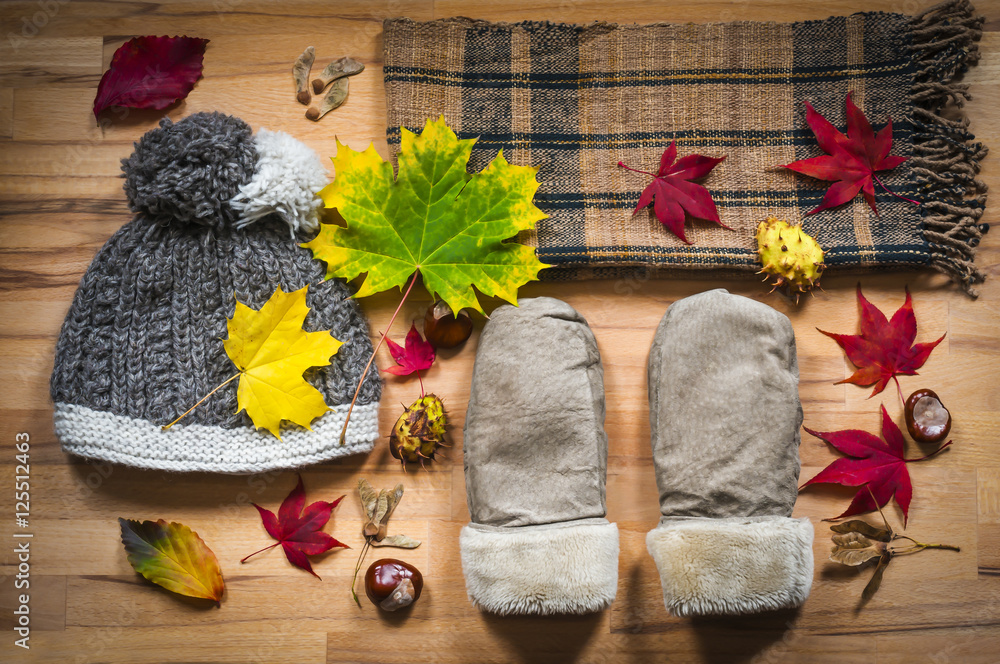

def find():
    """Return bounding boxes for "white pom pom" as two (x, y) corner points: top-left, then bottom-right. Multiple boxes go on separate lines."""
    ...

(230, 128), (329, 236)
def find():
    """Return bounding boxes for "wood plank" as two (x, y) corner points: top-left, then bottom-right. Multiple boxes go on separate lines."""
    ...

(0, 37), (103, 88)
(0, 1), (435, 38)
(979, 468), (1000, 576)
(877, 630), (1000, 664)
(31, 624), (327, 663)
(0, 88), (12, 138)
(0, 1), (997, 662)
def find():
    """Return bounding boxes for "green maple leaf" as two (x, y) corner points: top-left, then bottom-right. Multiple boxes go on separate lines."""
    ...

(302, 117), (547, 314)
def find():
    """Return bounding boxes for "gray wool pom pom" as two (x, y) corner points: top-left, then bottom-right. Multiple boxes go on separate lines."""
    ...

(121, 112), (258, 228)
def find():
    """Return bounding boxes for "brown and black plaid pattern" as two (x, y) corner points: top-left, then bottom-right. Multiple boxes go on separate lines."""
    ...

(383, 2), (986, 286)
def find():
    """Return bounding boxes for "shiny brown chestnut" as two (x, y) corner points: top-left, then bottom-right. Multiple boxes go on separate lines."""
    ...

(423, 300), (473, 349)
(904, 389), (951, 444)
(364, 558), (422, 611)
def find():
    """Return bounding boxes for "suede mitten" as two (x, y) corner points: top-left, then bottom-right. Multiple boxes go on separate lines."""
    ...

(646, 289), (814, 616)
(460, 297), (619, 615)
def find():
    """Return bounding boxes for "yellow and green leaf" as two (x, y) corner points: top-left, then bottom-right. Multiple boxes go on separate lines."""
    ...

(119, 518), (225, 604)
(303, 116), (548, 314)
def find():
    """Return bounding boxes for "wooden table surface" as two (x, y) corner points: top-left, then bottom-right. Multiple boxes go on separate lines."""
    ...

(1, 1), (998, 662)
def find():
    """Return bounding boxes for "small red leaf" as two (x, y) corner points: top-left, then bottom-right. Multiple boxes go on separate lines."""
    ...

(818, 285), (945, 399)
(94, 36), (209, 119)
(383, 322), (435, 377)
(619, 142), (729, 244)
(801, 405), (951, 526)
(779, 92), (914, 215)
(245, 475), (347, 578)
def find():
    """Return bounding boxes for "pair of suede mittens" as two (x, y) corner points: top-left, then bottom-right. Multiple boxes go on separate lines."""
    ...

(459, 290), (814, 617)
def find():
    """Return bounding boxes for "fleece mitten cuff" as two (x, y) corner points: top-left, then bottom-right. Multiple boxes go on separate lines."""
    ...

(460, 297), (619, 615)
(461, 519), (619, 615)
(647, 515), (813, 616)
(646, 289), (814, 616)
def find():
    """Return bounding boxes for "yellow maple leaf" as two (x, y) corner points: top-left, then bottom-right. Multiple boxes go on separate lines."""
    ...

(225, 286), (343, 438)
(162, 285), (342, 438)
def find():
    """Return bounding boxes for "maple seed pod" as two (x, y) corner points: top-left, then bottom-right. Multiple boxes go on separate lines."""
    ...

(756, 217), (825, 301)
(423, 300), (473, 349)
(365, 558), (423, 611)
(292, 46), (315, 106)
(905, 389), (951, 444)
(388, 394), (448, 468)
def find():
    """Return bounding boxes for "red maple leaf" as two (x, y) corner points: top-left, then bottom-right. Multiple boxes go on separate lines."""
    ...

(780, 92), (915, 215)
(383, 323), (435, 396)
(819, 285), (945, 401)
(618, 141), (729, 244)
(242, 475), (347, 578)
(94, 36), (209, 119)
(801, 405), (951, 526)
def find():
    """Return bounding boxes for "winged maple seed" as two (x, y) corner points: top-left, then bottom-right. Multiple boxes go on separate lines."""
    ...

(351, 479), (421, 606)
(780, 92), (917, 215)
(801, 404), (951, 527)
(819, 285), (945, 402)
(618, 141), (729, 244)
(828, 491), (959, 604)
(241, 475), (348, 579)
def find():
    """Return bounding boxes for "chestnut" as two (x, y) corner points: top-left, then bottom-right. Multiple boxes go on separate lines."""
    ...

(904, 389), (951, 444)
(423, 300), (473, 349)
(364, 558), (422, 611)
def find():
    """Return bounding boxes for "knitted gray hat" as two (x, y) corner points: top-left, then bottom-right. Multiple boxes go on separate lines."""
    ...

(50, 112), (381, 473)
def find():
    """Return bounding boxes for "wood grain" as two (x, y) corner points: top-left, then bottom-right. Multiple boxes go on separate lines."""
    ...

(0, 1), (997, 662)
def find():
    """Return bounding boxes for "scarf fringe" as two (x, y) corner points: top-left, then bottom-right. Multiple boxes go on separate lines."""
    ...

(908, 0), (988, 297)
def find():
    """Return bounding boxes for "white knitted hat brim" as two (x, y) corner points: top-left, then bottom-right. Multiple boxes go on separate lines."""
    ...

(53, 401), (379, 474)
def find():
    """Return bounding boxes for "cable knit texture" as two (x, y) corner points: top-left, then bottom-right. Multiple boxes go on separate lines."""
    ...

(50, 113), (381, 473)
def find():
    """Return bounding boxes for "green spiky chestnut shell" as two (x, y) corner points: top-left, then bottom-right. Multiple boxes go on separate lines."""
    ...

(389, 394), (448, 465)
(756, 217), (826, 299)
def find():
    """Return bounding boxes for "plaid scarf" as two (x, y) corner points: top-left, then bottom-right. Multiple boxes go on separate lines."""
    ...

(383, 0), (988, 295)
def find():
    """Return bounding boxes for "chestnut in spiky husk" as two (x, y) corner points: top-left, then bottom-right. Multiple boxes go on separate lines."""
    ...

(423, 300), (473, 349)
(756, 217), (826, 302)
(365, 558), (423, 611)
(388, 394), (448, 468)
